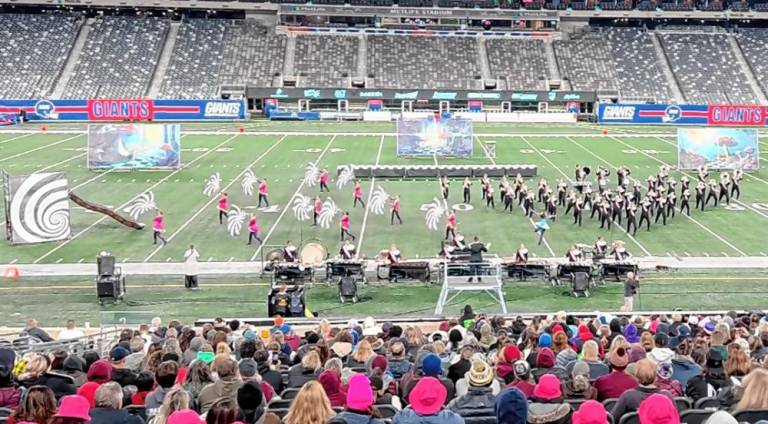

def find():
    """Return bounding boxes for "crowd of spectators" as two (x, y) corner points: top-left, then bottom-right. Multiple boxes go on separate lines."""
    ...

(1, 309), (768, 424)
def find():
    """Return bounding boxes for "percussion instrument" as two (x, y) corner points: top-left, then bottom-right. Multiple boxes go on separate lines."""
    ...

(266, 248), (284, 262)
(300, 242), (327, 266)
(326, 259), (366, 281)
(501, 258), (552, 281)
(600, 259), (638, 281)
(377, 261), (430, 283)
(272, 262), (313, 284)
(556, 261), (596, 278)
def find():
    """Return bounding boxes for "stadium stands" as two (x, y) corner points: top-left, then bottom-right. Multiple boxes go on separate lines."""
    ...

(554, 30), (620, 92)
(219, 22), (287, 88)
(485, 38), (550, 90)
(659, 32), (759, 104)
(294, 34), (359, 87)
(735, 28), (768, 99)
(367, 35), (482, 89)
(62, 16), (169, 99)
(603, 28), (673, 102)
(0, 13), (82, 99)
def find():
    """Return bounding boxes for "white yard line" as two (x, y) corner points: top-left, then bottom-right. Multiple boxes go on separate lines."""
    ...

(624, 135), (768, 221)
(356, 135), (385, 254)
(0, 134), (82, 164)
(478, 135), (556, 257)
(250, 136), (338, 261)
(143, 135), (289, 262)
(0, 133), (33, 145)
(567, 136), (747, 257)
(34, 135), (241, 264)
(520, 135), (653, 256)
(35, 153), (86, 173)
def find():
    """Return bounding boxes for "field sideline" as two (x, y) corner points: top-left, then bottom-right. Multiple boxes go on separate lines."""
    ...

(1, 122), (768, 266)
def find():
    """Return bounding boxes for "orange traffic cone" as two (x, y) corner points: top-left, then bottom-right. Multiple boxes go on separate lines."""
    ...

(239, 126), (245, 133)
(3, 267), (20, 280)
(41, 126), (48, 133)
(602, 129), (608, 136)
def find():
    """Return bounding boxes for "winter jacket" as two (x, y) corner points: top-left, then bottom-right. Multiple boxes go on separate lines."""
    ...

(562, 377), (598, 400)
(647, 348), (675, 364)
(656, 378), (683, 397)
(447, 359), (471, 384)
(392, 406), (466, 424)
(111, 368), (137, 388)
(505, 380), (535, 398)
(670, 357), (701, 390)
(18, 372), (76, 400)
(198, 379), (243, 413)
(333, 410), (385, 424)
(611, 386), (674, 419)
(287, 365), (318, 388)
(685, 374), (731, 401)
(447, 386), (496, 421)
(594, 371), (639, 401)
(257, 363), (284, 395)
(0, 386), (21, 408)
(388, 359), (413, 379)
(527, 400), (571, 424)
(89, 407), (144, 424)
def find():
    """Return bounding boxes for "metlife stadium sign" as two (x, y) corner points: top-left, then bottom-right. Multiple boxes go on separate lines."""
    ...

(597, 103), (768, 126)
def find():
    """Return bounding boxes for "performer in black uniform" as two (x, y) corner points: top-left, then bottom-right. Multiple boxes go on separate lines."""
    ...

(718, 173), (731, 205)
(680, 188), (691, 216)
(523, 193), (535, 218)
(731, 169), (743, 200)
(504, 183), (515, 212)
(695, 181), (706, 212)
(283, 240), (298, 262)
(612, 195), (624, 226)
(638, 199), (652, 232)
(557, 180), (567, 207)
(486, 185), (495, 208)
(441, 175), (450, 201)
(480, 174), (490, 201)
(626, 203), (638, 236)
(655, 195), (667, 225)
(594, 236), (609, 259)
(515, 243), (529, 264)
(599, 200), (612, 230)
(706, 179), (719, 207)
(537, 179), (547, 203)
(666, 191), (676, 219)
(463, 177), (472, 204)
(573, 198), (584, 227)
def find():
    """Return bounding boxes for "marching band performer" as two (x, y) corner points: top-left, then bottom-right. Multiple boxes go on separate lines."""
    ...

(503, 181), (515, 212)
(697, 165), (709, 183)
(557, 179), (567, 207)
(597, 167), (609, 194)
(390, 194), (402, 225)
(695, 180), (707, 211)
(340, 211), (355, 241)
(258, 178), (269, 207)
(515, 243), (529, 264)
(524, 192), (536, 218)
(441, 175), (450, 201)
(546, 192), (558, 219)
(153, 210), (167, 246)
(283, 240), (297, 262)
(453, 233), (467, 251)
(666, 190), (676, 219)
(480, 174), (491, 201)
(731, 169), (743, 200)
(566, 244), (583, 262)
(706, 179), (719, 207)
(313, 196), (322, 226)
(247, 213), (262, 245)
(537, 178), (547, 203)
(445, 209), (457, 241)
(594, 236), (609, 259)
(463, 177), (472, 204)
(573, 197), (584, 227)
(617, 165), (631, 188)
(319, 167), (330, 192)
(681, 186), (691, 216)
(655, 191), (668, 225)
(217, 193), (229, 225)
(486, 185), (495, 208)
(353, 180), (366, 209)
(638, 198), (652, 232)
(499, 176), (508, 207)
(340, 238), (357, 259)
(386, 244), (402, 263)
(599, 199), (612, 230)
(626, 202), (638, 236)
(719, 172), (731, 205)
(610, 241), (631, 260)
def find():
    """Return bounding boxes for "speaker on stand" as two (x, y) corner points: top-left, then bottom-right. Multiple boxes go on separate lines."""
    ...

(96, 251), (126, 305)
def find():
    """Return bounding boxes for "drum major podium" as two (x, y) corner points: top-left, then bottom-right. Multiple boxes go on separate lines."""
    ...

(435, 258), (506, 315)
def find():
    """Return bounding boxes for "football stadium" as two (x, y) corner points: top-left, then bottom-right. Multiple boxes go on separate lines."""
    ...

(0, 2), (767, 424)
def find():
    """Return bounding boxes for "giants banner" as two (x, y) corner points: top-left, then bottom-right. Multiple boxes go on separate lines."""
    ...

(0, 99), (246, 121)
(598, 103), (768, 126)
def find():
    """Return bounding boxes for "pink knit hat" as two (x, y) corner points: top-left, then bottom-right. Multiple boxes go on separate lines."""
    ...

(572, 400), (609, 424)
(346, 374), (374, 411)
(638, 394), (680, 424)
(168, 410), (204, 424)
(409, 377), (447, 416)
(532, 374), (562, 401)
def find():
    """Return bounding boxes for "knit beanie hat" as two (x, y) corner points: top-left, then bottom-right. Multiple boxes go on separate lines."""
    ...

(536, 347), (556, 368)
(609, 347), (629, 370)
(495, 388), (528, 424)
(638, 393), (680, 424)
(572, 400), (609, 424)
(421, 353), (442, 377)
(532, 374), (562, 401)
(538, 333), (552, 348)
(503, 345), (522, 363)
(346, 374), (374, 411)
(87, 360), (112, 383)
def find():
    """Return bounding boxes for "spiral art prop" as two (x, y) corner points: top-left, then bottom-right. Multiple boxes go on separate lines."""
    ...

(8, 172), (71, 244)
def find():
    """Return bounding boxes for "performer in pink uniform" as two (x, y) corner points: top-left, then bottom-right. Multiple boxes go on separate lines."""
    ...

(353, 181), (366, 209)
(153, 211), (167, 245)
(313, 196), (322, 226)
(258, 179), (269, 207)
(445, 209), (457, 240)
(320, 168), (330, 192)
(391, 194), (402, 225)
(340, 211), (355, 241)
(218, 193), (229, 224)
(247, 213), (262, 245)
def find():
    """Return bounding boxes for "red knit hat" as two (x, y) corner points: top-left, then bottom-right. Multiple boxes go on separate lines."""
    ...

(408, 377), (447, 416)
(87, 359), (112, 383)
(532, 374), (561, 401)
(578, 324), (594, 342)
(552, 324), (565, 335)
(638, 394), (680, 424)
(572, 400), (608, 424)
(370, 354), (388, 372)
(503, 345), (522, 363)
(536, 347), (556, 368)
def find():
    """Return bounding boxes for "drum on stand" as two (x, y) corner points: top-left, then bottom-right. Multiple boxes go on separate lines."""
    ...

(300, 242), (327, 267)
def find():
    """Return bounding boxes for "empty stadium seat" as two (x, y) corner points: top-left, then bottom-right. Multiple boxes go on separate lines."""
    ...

(294, 34), (358, 87)
(603, 28), (673, 102)
(680, 409), (715, 424)
(618, 411), (640, 424)
(554, 30), (619, 92)
(735, 28), (768, 99)
(732, 409), (768, 423)
(485, 38), (549, 90)
(693, 397), (720, 409)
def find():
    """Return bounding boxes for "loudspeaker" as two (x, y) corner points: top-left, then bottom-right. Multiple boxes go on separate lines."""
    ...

(97, 255), (115, 277)
(571, 272), (590, 297)
(96, 275), (125, 305)
(338, 276), (358, 303)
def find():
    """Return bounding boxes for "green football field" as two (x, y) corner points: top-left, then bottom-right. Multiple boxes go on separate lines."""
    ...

(2, 121), (768, 265)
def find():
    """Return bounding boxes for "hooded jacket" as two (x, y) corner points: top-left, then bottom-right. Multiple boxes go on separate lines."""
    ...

(670, 356), (701, 390)
(648, 348), (675, 364)
(391, 406), (465, 424)
(18, 372), (76, 400)
(198, 378), (243, 413)
(287, 364), (319, 388)
(447, 386), (496, 421)
(0, 386), (21, 408)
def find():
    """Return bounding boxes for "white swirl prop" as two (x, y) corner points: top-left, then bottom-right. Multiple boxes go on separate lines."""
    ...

(10, 173), (71, 244)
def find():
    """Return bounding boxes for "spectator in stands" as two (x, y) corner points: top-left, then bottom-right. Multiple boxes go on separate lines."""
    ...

(578, 341), (610, 379)
(288, 350), (321, 388)
(125, 337), (147, 371)
(59, 320), (85, 340)
(110, 347), (137, 387)
(563, 361), (597, 400)
(183, 337), (206, 366)
(284, 381), (336, 424)
(17, 353), (76, 400)
(369, 374), (401, 410)
(387, 342), (413, 379)
(637, 393), (679, 424)
(494, 388), (527, 424)
(61, 355), (86, 388)
(505, 360), (535, 398)
(51, 395), (91, 424)
(318, 369), (346, 408)
(254, 351), (283, 395)
(199, 356), (242, 413)
(734, 368), (768, 412)
(20, 319), (54, 342)
(394, 377), (464, 424)
(527, 374), (570, 424)
(183, 358), (213, 400)
(0, 361), (20, 409)
(403, 353), (454, 402)
(206, 398), (238, 424)
(152, 388), (191, 424)
(611, 359), (674, 419)
(347, 339), (375, 368)
(532, 347), (566, 383)
(333, 374), (384, 424)
(752, 332), (768, 361)
(237, 381), (271, 424)
(448, 358), (497, 417)
(571, 400), (608, 424)
(89, 382), (142, 424)
(670, 338), (700, 391)
(594, 347), (638, 401)
(8, 386), (57, 424)
(686, 348), (730, 400)
(146, 361), (180, 413)
(648, 333), (675, 365)
(447, 346), (473, 384)
(655, 362), (683, 396)
(496, 345), (522, 383)
(725, 344), (751, 381)
(131, 371), (154, 406)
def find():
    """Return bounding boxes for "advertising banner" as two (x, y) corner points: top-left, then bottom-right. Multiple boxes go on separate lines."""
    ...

(0, 99), (246, 121)
(87, 124), (181, 170)
(598, 103), (768, 127)
(677, 128), (760, 171)
(396, 118), (473, 157)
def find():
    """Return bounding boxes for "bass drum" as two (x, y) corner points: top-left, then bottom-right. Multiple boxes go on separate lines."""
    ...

(300, 241), (327, 266)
